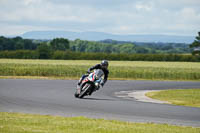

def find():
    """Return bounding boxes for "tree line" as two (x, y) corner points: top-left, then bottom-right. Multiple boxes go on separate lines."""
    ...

(0, 50), (199, 62)
(0, 33), (199, 62)
(0, 36), (37, 50)
(0, 36), (192, 54)
(70, 39), (192, 54)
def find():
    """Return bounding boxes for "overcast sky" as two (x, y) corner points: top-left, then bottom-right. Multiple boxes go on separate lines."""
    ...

(0, 0), (200, 36)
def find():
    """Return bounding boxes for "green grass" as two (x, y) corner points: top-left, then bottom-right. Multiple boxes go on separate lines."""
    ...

(146, 89), (200, 107)
(0, 59), (200, 80)
(0, 112), (199, 133)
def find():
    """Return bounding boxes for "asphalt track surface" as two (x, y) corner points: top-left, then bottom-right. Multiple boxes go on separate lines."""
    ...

(0, 79), (200, 127)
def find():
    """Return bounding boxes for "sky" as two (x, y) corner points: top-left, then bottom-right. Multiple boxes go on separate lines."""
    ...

(0, 0), (200, 36)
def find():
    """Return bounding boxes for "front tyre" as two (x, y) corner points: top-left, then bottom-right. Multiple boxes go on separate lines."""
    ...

(74, 91), (79, 98)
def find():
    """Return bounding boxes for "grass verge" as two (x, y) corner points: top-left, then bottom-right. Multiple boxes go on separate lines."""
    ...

(0, 112), (199, 133)
(146, 89), (200, 107)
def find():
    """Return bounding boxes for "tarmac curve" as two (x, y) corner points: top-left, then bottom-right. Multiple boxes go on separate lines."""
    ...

(0, 79), (200, 127)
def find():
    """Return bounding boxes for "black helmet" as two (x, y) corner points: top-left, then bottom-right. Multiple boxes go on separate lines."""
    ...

(101, 60), (109, 66)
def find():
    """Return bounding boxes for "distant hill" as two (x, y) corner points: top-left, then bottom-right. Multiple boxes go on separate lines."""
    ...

(21, 31), (195, 43)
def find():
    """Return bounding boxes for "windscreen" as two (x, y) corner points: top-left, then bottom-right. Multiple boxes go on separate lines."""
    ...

(94, 69), (104, 79)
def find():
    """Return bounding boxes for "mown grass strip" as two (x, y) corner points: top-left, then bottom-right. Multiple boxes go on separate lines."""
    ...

(0, 59), (200, 81)
(146, 89), (200, 107)
(0, 112), (199, 133)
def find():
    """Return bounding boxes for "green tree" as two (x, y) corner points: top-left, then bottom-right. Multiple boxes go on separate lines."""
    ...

(119, 43), (135, 54)
(37, 43), (52, 59)
(0, 36), (37, 51)
(23, 39), (36, 50)
(190, 32), (200, 55)
(50, 38), (69, 51)
(135, 46), (149, 54)
(14, 37), (24, 50)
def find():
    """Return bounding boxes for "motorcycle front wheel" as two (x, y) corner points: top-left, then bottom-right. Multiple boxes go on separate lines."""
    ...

(74, 91), (79, 98)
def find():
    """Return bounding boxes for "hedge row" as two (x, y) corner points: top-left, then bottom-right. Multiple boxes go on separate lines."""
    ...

(0, 50), (199, 62)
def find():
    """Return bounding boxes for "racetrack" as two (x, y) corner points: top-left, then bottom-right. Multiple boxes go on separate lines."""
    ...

(0, 79), (200, 127)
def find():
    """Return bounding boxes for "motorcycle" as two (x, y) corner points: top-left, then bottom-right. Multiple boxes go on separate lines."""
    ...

(74, 69), (104, 98)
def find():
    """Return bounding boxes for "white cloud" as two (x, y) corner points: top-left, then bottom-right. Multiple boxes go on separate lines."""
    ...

(136, 4), (152, 11)
(0, 0), (93, 23)
(0, 0), (199, 36)
(23, 0), (44, 6)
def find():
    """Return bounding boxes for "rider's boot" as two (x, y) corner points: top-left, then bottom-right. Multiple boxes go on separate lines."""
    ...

(78, 77), (83, 85)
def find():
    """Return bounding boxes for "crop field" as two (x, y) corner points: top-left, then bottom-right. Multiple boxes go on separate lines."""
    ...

(0, 59), (200, 80)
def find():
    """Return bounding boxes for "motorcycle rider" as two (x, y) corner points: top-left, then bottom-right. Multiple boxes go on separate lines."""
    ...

(77, 60), (109, 93)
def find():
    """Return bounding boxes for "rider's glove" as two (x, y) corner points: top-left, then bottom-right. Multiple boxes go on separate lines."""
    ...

(87, 70), (91, 74)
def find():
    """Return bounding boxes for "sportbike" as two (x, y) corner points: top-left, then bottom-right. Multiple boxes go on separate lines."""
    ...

(74, 69), (104, 98)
